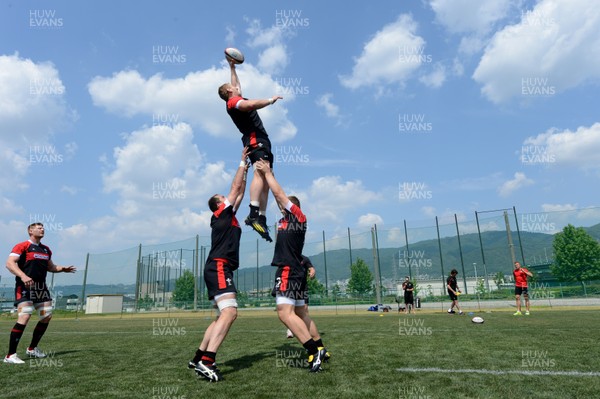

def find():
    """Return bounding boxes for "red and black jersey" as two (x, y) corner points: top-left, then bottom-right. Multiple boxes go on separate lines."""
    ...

(226, 96), (272, 150)
(10, 240), (52, 283)
(206, 199), (242, 270)
(513, 268), (530, 288)
(271, 201), (307, 269)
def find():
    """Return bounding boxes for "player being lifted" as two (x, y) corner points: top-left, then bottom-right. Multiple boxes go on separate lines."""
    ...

(218, 57), (282, 242)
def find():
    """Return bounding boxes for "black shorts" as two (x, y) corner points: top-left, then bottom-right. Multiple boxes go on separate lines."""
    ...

(404, 294), (414, 305)
(204, 259), (237, 300)
(515, 286), (529, 296)
(271, 265), (307, 301)
(15, 281), (52, 305)
(448, 290), (458, 301)
(248, 145), (273, 166)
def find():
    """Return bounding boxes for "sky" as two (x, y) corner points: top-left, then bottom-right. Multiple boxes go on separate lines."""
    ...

(1, 0), (600, 286)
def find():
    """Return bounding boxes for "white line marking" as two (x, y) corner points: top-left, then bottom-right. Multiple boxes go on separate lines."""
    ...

(396, 367), (600, 377)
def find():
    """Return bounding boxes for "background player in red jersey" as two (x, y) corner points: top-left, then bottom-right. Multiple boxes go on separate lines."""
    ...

(218, 58), (282, 242)
(4, 222), (76, 364)
(513, 261), (533, 316)
(254, 159), (327, 373)
(190, 147), (249, 382)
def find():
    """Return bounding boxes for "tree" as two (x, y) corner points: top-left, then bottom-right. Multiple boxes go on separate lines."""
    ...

(307, 277), (326, 296)
(347, 258), (373, 297)
(332, 283), (341, 297)
(493, 271), (505, 289)
(172, 269), (195, 305)
(551, 224), (600, 286)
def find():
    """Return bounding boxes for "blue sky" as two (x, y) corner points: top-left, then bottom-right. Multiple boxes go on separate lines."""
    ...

(1, 0), (599, 286)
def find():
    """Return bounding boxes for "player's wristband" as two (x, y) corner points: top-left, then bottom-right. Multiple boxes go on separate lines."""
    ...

(268, 98), (274, 104)
(239, 161), (246, 168)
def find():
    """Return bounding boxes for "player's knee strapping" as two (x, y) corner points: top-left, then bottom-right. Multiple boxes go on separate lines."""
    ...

(37, 305), (53, 320)
(18, 305), (35, 317)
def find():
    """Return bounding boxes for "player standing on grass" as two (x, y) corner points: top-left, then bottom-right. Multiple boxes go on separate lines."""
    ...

(513, 261), (533, 316)
(446, 269), (463, 315)
(189, 147), (249, 382)
(4, 222), (76, 364)
(254, 159), (328, 372)
(402, 276), (415, 314)
(218, 57), (282, 243)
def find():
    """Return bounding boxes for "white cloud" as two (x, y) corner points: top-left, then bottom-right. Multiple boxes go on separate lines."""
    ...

(305, 176), (379, 223)
(473, 0), (600, 103)
(316, 93), (347, 126)
(245, 18), (290, 75)
(430, 0), (513, 35)
(0, 54), (75, 193)
(340, 14), (427, 90)
(357, 213), (383, 228)
(522, 122), (600, 170)
(498, 172), (534, 197)
(88, 66), (297, 143)
(419, 63), (446, 88)
(541, 203), (578, 212)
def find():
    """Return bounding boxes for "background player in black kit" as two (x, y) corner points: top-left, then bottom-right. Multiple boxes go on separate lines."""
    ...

(446, 269), (464, 315)
(254, 159), (327, 373)
(402, 276), (415, 314)
(190, 147), (249, 382)
(4, 222), (76, 364)
(218, 58), (282, 242)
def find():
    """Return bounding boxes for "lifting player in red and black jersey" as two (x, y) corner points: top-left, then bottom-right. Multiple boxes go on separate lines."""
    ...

(218, 57), (282, 243)
(4, 222), (76, 364)
(254, 159), (329, 373)
(190, 147), (250, 382)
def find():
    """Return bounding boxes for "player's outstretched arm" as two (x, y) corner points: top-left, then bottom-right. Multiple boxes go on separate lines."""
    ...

(229, 59), (242, 96)
(237, 96), (283, 112)
(227, 146), (250, 212)
(48, 260), (76, 273)
(254, 159), (287, 208)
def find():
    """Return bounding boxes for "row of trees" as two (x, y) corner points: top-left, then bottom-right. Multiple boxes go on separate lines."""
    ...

(166, 224), (600, 303)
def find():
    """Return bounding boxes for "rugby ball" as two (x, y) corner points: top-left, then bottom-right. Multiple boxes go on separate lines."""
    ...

(472, 316), (484, 324)
(224, 47), (244, 64)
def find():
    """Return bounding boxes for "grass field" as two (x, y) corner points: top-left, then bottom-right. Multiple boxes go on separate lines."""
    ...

(1, 308), (599, 399)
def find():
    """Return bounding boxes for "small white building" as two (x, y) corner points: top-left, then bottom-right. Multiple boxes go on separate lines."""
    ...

(85, 294), (123, 314)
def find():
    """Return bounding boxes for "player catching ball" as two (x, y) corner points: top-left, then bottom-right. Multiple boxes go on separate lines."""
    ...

(218, 54), (282, 242)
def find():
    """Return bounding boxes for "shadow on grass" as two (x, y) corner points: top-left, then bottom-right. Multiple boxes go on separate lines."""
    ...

(222, 351), (273, 374)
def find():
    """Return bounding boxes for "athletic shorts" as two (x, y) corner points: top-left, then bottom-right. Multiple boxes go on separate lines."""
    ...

(404, 293), (414, 305)
(248, 145), (273, 167)
(448, 290), (458, 301)
(15, 281), (51, 306)
(515, 286), (528, 296)
(271, 265), (307, 301)
(204, 259), (237, 300)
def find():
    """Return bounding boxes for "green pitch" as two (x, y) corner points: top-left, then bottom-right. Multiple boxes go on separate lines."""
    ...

(1, 309), (599, 399)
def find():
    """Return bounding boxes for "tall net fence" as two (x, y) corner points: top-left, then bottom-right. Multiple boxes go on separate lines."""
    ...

(60, 206), (600, 312)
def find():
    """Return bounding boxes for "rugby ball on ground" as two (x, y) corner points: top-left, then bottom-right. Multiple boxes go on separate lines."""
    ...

(472, 316), (484, 324)
(224, 47), (244, 64)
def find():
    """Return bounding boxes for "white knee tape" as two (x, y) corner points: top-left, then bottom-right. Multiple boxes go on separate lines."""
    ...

(217, 298), (238, 312)
(38, 306), (53, 320)
(18, 305), (34, 317)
